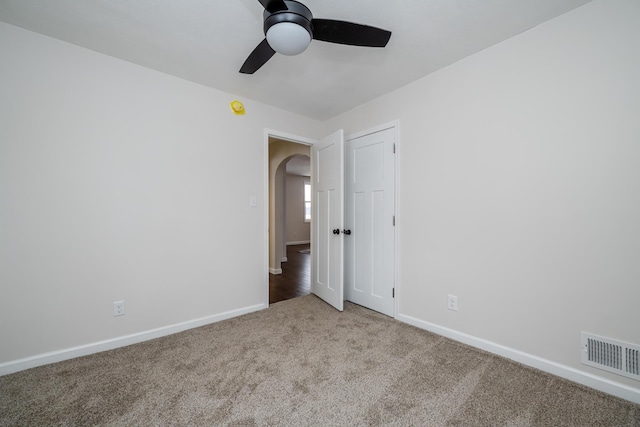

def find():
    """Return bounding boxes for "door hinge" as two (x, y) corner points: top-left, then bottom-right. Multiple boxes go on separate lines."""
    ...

(393, 215), (395, 226)
(393, 143), (396, 153)
(392, 288), (395, 298)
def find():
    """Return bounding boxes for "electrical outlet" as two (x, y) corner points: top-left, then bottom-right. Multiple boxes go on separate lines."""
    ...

(113, 300), (125, 317)
(447, 295), (458, 311)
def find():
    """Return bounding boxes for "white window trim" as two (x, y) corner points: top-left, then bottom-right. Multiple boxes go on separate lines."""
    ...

(304, 180), (311, 223)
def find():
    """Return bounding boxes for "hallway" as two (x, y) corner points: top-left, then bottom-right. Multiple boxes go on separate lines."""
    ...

(269, 244), (310, 304)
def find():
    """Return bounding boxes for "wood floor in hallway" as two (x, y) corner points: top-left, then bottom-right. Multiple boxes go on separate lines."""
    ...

(269, 244), (310, 304)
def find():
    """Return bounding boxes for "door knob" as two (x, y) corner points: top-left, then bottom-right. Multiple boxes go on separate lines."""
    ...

(333, 228), (340, 235)
(342, 229), (351, 235)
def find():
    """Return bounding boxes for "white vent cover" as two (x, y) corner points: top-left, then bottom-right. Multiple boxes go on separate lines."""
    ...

(581, 332), (640, 381)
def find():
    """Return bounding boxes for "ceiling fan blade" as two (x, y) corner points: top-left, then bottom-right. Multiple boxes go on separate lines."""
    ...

(240, 39), (276, 74)
(258, 0), (288, 13)
(311, 19), (391, 47)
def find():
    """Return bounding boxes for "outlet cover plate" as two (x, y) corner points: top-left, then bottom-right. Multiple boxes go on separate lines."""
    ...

(113, 300), (125, 317)
(447, 295), (458, 311)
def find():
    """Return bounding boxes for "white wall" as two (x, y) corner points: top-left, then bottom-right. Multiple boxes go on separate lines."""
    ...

(0, 22), (322, 366)
(325, 0), (640, 397)
(285, 173), (310, 244)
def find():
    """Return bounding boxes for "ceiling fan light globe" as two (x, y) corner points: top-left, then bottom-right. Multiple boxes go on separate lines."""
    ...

(266, 22), (311, 56)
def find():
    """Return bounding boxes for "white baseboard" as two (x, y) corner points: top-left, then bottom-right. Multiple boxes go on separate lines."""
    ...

(396, 313), (640, 405)
(0, 303), (267, 376)
(286, 240), (310, 246)
(269, 268), (282, 275)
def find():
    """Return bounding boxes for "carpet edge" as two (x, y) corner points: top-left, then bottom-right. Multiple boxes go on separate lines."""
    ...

(0, 302), (267, 376)
(396, 313), (640, 405)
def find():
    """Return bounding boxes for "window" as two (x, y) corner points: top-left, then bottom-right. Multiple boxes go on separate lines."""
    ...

(304, 181), (311, 222)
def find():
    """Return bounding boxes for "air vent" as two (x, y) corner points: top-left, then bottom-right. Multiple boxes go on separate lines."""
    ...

(581, 332), (640, 381)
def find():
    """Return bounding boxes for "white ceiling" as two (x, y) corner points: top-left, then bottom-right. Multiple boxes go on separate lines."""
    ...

(0, 0), (591, 121)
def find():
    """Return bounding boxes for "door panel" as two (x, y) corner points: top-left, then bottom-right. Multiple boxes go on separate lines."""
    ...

(371, 189), (385, 297)
(311, 130), (344, 311)
(345, 128), (395, 316)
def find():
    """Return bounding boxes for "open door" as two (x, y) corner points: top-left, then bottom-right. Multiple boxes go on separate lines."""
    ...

(311, 130), (344, 311)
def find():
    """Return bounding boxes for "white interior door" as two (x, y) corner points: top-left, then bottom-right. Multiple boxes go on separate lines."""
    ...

(311, 130), (344, 311)
(344, 127), (395, 316)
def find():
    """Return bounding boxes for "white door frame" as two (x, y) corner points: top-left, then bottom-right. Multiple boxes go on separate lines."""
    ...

(263, 129), (317, 307)
(263, 122), (399, 316)
(345, 120), (399, 318)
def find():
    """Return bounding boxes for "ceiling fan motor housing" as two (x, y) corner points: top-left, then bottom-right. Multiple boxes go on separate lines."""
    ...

(263, 0), (313, 38)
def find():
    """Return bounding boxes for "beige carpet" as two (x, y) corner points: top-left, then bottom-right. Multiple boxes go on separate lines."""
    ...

(1, 295), (638, 426)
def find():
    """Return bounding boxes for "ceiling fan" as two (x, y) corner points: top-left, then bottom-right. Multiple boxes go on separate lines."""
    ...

(240, 0), (392, 74)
